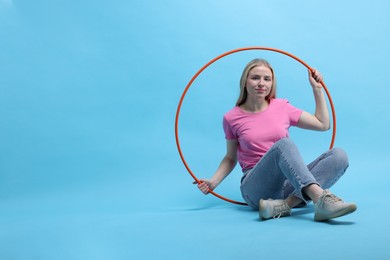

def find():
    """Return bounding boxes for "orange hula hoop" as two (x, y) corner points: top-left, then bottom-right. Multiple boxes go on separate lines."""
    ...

(175, 46), (336, 206)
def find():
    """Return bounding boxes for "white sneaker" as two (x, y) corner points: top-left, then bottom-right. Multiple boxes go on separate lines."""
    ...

(259, 199), (291, 220)
(314, 190), (357, 221)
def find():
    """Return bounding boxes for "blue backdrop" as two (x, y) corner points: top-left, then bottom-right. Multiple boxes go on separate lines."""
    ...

(1, 0), (389, 259)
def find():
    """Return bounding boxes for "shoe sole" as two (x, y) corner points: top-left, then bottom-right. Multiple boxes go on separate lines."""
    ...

(314, 204), (357, 222)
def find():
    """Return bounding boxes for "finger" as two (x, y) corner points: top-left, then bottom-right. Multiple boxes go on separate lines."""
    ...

(315, 70), (323, 82)
(318, 73), (323, 82)
(316, 75), (322, 83)
(202, 182), (210, 189)
(199, 183), (209, 190)
(199, 180), (210, 187)
(309, 70), (318, 83)
(193, 179), (206, 185)
(308, 69), (314, 79)
(311, 70), (322, 83)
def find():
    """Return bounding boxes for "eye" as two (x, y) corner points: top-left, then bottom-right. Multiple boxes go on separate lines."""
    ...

(264, 77), (272, 81)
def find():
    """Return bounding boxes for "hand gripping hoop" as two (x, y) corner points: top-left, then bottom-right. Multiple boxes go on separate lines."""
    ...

(175, 46), (336, 206)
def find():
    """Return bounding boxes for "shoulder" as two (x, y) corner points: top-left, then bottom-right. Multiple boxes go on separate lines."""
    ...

(224, 106), (241, 121)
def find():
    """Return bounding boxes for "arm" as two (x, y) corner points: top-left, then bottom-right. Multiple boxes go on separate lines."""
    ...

(195, 139), (238, 195)
(296, 69), (330, 131)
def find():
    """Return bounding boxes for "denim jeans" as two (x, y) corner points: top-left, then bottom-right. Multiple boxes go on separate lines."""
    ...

(240, 138), (349, 210)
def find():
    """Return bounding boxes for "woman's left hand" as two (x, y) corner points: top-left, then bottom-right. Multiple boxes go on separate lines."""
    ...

(308, 69), (323, 89)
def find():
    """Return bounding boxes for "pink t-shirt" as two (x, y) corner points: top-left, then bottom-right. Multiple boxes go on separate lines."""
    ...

(223, 98), (303, 171)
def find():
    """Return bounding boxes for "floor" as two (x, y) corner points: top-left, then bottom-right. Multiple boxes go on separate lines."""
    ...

(0, 159), (388, 259)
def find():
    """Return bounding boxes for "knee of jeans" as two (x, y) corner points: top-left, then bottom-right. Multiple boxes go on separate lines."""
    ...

(274, 137), (295, 149)
(332, 147), (349, 171)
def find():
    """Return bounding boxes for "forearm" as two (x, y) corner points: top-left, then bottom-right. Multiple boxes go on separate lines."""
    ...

(210, 156), (237, 188)
(313, 87), (330, 130)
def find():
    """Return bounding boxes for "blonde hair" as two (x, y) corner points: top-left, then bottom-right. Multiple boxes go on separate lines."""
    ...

(236, 59), (277, 106)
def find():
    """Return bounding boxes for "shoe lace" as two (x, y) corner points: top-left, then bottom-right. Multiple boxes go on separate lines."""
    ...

(327, 193), (342, 203)
(318, 190), (343, 207)
(273, 203), (291, 219)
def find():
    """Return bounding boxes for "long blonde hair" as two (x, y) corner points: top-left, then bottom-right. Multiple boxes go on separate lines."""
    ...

(236, 59), (277, 106)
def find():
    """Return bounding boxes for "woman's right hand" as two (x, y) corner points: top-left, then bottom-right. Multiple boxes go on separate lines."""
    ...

(193, 179), (216, 195)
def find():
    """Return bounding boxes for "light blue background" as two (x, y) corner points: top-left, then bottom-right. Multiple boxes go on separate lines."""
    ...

(1, 0), (389, 259)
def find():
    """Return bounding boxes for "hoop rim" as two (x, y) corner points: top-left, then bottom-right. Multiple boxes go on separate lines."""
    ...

(175, 46), (336, 206)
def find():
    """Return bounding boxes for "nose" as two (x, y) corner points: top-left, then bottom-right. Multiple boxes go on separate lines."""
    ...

(258, 78), (266, 85)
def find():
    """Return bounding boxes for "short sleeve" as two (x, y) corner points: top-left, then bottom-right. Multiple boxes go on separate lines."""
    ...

(223, 115), (236, 140)
(285, 100), (303, 126)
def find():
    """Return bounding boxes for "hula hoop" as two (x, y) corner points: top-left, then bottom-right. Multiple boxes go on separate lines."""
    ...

(175, 46), (336, 206)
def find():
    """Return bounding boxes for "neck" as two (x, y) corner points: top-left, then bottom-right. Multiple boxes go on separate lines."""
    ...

(241, 97), (269, 112)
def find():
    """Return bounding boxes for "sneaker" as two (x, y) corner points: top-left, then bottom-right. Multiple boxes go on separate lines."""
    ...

(259, 199), (291, 220)
(314, 190), (357, 221)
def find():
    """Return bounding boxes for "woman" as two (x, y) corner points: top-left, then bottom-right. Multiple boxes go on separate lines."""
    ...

(195, 59), (357, 221)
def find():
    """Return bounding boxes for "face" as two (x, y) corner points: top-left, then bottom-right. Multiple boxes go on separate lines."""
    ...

(245, 65), (273, 100)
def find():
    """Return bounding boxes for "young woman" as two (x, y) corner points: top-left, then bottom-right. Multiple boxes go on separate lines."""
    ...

(195, 59), (357, 221)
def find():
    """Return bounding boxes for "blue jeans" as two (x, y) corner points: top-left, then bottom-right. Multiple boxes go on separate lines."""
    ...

(240, 138), (349, 210)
